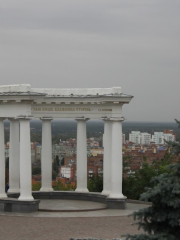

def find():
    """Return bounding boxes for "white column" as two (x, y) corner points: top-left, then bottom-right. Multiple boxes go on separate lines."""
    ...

(108, 118), (126, 199)
(18, 117), (33, 200)
(0, 118), (7, 198)
(40, 118), (53, 192)
(75, 118), (89, 192)
(102, 119), (112, 195)
(8, 119), (20, 193)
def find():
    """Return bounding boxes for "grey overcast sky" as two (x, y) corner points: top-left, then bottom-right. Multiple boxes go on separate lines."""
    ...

(0, 0), (180, 122)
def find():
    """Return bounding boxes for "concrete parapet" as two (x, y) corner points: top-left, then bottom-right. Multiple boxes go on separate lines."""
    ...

(7, 191), (130, 210)
(106, 198), (126, 209)
(0, 198), (40, 213)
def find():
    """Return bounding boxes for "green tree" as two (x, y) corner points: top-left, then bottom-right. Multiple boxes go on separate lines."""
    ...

(61, 157), (64, 166)
(55, 155), (60, 166)
(52, 157), (59, 179)
(5, 157), (9, 169)
(52, 170), (57, 180)
(123, 144), (177, 200)
(123, 155), (132, 174)
(32, 182), (41, 191)
(53, 180), (75, 191)
(123, 160), (158, 200)
(125, 163), (180, 240)
(32, 167), (41, 175)
(87, 174), (103, 192)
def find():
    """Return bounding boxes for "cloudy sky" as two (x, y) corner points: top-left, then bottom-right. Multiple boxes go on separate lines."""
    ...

(0, 0), (180, 122)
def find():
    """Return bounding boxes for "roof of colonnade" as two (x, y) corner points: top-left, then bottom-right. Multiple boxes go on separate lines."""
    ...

(0, 84), (133, 119)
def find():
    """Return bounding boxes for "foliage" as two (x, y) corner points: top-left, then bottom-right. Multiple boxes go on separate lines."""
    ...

(52, 157), (59, 180)
(32, 182), (41, 191)
(32, 167), (41, 175)
(5, 168), (9, 184)
(55, 155), (60, 166)
(52, 170), (57, 180)
(125, 163), (180, 240)
(53, 180), (75, 191)
(123, 155), (132, 174)
(123, 160), (158, 200)
(87, 174), (103, 192)
(123, 144), (177, 200)
(61, 157), (64, 166)
(5, 158), (9, 169)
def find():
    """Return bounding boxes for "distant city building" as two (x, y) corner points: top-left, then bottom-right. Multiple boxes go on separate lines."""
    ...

(163, 133), (175, 142)
(129, 131), (141, 144)
(151, 130), (175, 144)
(140, 133), (151, 145)
(60, 166), (72, 178)
(90, 148), (104, 156)
(152, 132), (164, 144)
(164, 129), (176, 141)
(129, 131), (151, 145)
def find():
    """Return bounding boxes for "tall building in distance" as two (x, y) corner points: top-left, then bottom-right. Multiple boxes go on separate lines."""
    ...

(152, 132), (164, 144)
(140, 133), (151, 145)
(129, 130), (176, 145)
(129, 131), (141, 144)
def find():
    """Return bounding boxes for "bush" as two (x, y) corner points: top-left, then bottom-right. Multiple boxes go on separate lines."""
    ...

(53, 180), (75, 191)
(32, 182), (41, 191)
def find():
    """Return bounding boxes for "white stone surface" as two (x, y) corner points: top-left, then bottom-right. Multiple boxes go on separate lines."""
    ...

(18, 118), (34, 200)
(75, 118), (89, 192)
(32, 86), (122, 96)
(40, 118), (53, 192)
(0, 104), (32, 118)
(0, 84), (31, 93)
(0, 119), (7, 198)
(8, 119), (20, 193)
(102, 119), (112, 195)
(109, 119), (126, 199)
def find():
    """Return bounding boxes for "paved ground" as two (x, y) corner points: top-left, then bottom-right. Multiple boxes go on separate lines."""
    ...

(0, 200), (147, 240)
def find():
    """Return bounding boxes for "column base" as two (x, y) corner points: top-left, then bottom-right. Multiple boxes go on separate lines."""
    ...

(106, 197), (127, 209)
(40, 187), (54, 192)
(101, 190), (111, 195)
(75, 188), (89, 193)
(108, 193), (126, 199)
(18, 196), (34, 201)
(8, 188), (20, 193)
(0, 193), (7, 198)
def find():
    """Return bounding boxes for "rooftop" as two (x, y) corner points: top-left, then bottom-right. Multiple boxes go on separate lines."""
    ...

(0, 84), (133, 98)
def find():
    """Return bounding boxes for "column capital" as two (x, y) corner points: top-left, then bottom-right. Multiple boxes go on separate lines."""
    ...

(110, 117), (125, 122)
(101, 117), (111, 122)
(16, 115), (33, 121)
(8, 117), (19, 121)
(75, 117), (89, 121)
(40, 116), (53, 121)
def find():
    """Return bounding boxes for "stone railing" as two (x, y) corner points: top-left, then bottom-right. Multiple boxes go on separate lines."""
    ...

(69, 238), (124, 240)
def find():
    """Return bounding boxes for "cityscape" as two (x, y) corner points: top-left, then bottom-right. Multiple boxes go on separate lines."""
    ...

(3, 120), (179, 188)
